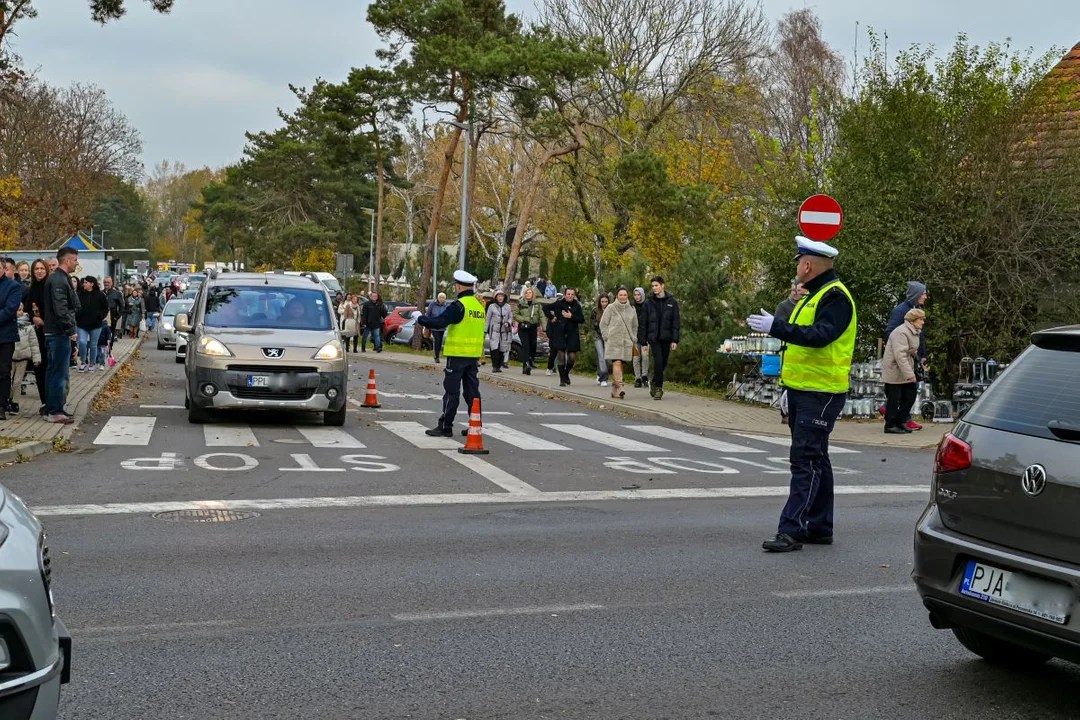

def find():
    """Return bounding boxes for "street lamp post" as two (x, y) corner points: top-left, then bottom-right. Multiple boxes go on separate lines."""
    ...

(99, 230), (108, 248)
(447, 120), (473, 271)
(361, 207), (375, 292)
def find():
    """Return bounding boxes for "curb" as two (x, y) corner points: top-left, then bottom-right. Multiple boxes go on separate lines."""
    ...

(0, 440), (52, 465)
(365, 351), (942, 451)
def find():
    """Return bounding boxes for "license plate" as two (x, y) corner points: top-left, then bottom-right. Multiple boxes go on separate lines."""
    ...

(960, 560), (1073, 625)
(247, 375), (270, 388)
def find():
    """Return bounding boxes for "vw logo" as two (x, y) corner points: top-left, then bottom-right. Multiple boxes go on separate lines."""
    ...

(1020, 464), (1047, 497)
(262, 348), (285, 359)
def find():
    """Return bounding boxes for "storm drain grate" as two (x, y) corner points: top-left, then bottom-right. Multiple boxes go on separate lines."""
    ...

(152, 509), (260, 523)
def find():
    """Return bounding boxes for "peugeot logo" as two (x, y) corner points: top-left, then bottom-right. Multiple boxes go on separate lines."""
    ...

(262, 348), (285, 359)
(1021, 464), (1047, 497)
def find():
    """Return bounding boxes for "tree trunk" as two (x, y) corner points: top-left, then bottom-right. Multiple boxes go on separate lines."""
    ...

(374, 133), (386, 295)
(412, 123), (464, 348)
(502, 122), (585, 286)
(463, 127), (480, 271)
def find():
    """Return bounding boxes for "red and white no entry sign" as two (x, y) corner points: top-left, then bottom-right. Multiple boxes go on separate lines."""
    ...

(798, 194), (843, 242)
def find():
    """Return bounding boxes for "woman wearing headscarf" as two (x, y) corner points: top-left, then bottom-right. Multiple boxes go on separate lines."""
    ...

(76, 276), (109, 372)
(600, 287), (638, 399)
(513, 286), (543, 375)
(484, 288), (513, 373)
(632, 287), (649, 387)
(591, 293), (610, 387)
(547, 287), (585, 386)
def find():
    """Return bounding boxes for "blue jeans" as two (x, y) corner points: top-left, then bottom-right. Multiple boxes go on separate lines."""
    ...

(362, 326), (382, 351)
(77, 327), (103, 366)
(45, 335), (72, 415)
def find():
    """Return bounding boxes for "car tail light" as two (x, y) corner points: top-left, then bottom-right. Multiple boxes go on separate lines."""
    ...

(934, 433), (972, 474)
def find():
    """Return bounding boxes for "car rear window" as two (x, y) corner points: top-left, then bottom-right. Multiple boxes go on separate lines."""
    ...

(204, 287), (332, 330)
(963, 345), (1080, 440)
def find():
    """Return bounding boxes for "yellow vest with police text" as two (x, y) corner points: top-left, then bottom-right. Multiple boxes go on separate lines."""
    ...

(443, 295), (486, 358)
(780, 280), (857, 393)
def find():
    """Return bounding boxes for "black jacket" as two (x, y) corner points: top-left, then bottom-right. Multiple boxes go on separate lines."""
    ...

(768, 269), (853, 349)
(645, 292), (681, 343)
(43, 269), (80, 336)
(546, 297), (584, 352)
(105, 287), (125, 320)
(76, 288), (110, 330)
(361, 299), (387, 328)
(144, 291), (161, 315)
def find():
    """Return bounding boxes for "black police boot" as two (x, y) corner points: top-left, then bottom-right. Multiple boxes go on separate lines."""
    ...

(762, 533), (803, 552)
(425, 426), (452, 437)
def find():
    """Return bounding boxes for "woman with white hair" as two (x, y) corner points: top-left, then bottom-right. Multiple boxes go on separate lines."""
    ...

(484, 288), (513, 372)
(882, 307), (925, 434)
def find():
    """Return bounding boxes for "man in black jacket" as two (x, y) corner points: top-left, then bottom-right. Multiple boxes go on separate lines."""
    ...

(42, 248), (80, 423)
(644, 276), (680, 400)
(360, 291), (388, 352)
(103, 275), (126, 341)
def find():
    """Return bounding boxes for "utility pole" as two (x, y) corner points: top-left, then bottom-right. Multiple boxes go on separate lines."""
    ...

(448, 119), (473, 270)
(361, 207), (376, 292)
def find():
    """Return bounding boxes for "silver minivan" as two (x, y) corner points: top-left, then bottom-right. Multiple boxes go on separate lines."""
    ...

(175, 272), (348, 426)
(914, 326), (1080, 667)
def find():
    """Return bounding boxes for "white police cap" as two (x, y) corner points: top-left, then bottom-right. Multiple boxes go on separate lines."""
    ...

(794, 235), (839, 260)
(453, 269), (478, 285)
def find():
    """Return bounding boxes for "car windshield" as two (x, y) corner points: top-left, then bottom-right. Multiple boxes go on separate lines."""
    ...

(204, 286), (332, 330)
(162, 301), (193, 317)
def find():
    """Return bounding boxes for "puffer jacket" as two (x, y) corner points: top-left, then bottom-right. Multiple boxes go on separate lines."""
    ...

(644, 292), (680, 344)
(485, 300), (513, 354)
(882, 320), (921, 384)
(513, 297), (544, 328)
(14, 318), (42, 364)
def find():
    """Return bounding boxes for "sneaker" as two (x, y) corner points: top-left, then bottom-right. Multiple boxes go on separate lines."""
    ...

(77, 364), (88, 373)
(634, 379), (643, 388)
(600, 381), (608, 387)
(45, 414), (74, 425)
(905, 420), (923, 431)
(89, 365), (96, 372)
(884, 426), (907, 434)
(546, 369), (553, 376)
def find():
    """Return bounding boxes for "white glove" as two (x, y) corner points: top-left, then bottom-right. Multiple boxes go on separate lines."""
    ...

(780, 390), (788, 415)
(747, 308), (774, 334)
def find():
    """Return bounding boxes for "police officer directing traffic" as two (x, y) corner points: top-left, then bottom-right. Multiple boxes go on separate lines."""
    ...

(747, 236), (857, 552)
(417, 269), (485, 437)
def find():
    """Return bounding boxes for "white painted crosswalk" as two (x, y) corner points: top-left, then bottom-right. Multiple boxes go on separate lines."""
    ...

(542, 424), (667, 452)
(94, 417), (157, 446)
(91, 414), (864, 457)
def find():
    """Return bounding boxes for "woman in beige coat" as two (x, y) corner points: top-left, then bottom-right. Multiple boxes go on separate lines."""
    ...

(882, 308), (925, 434)
(599, 287), (638, 399)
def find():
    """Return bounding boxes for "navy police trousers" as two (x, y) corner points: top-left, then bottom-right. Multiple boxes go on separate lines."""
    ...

(438, 356), (480, 431)
(777, 388), (847, 540)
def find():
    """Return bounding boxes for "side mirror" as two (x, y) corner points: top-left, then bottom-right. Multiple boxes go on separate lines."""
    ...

(174, 313), (191, 333)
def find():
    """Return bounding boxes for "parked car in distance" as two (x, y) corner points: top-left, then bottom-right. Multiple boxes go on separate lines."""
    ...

(156, 299), (194, 350)
(389, 312), (433, 350)
(383, 307), (418, 341)
(0, 483), (71, 719)
(913, 326), (1080, 669)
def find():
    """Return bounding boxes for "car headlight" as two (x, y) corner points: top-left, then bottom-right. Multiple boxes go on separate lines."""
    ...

(162, 322), (174, 331)
(196, 336), (233, 357)
(314, 340), (344, 360)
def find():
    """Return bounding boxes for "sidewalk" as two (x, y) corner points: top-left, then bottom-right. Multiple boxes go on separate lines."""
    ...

(0, 335), (143, 461)
(368, 350), (948, 450)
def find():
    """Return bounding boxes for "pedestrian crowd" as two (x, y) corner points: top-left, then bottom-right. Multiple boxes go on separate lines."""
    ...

(0, 248), (162, 424)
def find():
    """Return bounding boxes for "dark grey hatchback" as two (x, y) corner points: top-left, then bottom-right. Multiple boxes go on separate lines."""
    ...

(914, 327), (1080, 668)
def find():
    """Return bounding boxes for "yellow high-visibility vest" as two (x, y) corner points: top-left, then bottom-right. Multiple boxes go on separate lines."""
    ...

(442, 294), (486, 358)
(780, 280), (857, 393)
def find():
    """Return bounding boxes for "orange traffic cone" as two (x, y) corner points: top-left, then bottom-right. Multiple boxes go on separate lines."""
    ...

(458, 398), (488, 454)
(361, 368), (381, 408)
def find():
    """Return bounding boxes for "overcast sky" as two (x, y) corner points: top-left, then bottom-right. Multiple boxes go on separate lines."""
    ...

(10, 0), (1080, 173)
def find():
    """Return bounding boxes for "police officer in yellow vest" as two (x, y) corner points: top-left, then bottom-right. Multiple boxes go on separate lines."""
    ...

(747, 236), (857, 552)
(417, 269), (486, 437)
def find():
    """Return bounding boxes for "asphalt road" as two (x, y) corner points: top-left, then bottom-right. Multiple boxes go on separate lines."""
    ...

(7, 347), (1079, 719)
